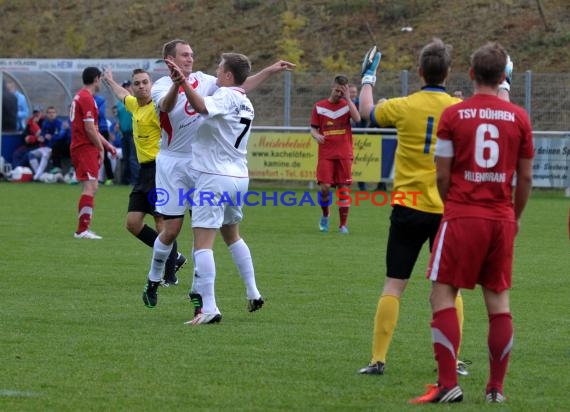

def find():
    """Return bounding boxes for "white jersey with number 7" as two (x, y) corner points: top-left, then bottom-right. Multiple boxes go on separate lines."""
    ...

(190, 86), (254, 178)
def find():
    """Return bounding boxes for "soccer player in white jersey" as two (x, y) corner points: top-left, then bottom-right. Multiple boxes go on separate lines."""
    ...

(167, 53), (261, 324)
(143, 39), (295, 308)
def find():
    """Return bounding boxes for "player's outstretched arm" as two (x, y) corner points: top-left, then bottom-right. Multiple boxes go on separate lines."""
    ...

(361, 46), (382, 86)
(359, 46), (381, 122)
(242, 60), (296, 93)
(102, 69), (130, 103)
(498, 54), (513, 101)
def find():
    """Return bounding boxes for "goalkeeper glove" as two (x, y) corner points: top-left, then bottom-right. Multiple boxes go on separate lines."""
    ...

(361, 45), (382, 86)
(499, 54), (513, 92)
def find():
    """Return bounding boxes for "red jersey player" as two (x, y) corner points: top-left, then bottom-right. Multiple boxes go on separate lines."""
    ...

(70, 67), (116, 239)
(411, 43), (533, 404)
(310, 74), (361, 234)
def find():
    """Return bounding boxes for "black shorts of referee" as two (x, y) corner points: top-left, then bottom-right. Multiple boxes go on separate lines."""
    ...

(128, 161), (158, 216)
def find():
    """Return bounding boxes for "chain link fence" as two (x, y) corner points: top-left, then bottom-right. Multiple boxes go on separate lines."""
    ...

(248, 70), (570, 131)
(2, 69), (569, 131)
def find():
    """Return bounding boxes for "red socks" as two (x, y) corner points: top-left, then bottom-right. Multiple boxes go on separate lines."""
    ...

(432, 307), (460, 389)
(76, 194), (94, 234)
(487, 312), (513, 393)
(339, 206), (349, 227)
(432, 308), (513, 394)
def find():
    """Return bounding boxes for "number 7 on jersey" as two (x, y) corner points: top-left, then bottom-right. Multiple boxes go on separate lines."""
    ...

(235, 117), (251, 149)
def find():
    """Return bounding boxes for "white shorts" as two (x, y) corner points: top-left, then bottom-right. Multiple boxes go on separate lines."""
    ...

(191, 173), (249, 229)
(154, 151), (195, 216)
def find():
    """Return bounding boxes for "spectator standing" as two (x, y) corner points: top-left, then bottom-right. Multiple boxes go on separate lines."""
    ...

(6, 79), (29, 132)
(110, 105), (122, 147)
(94, 94), (114, 184)
(349, 84), (369, 129)
(2, 80), (18, 132)
(115, 80), (139, 185)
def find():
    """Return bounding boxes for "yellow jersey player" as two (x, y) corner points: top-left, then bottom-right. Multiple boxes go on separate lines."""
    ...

(357, 39), (466, 376)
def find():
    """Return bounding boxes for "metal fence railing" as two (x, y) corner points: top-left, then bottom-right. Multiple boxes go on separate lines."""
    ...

(2, 65), (569, 131)
(250, 70), (570, 131)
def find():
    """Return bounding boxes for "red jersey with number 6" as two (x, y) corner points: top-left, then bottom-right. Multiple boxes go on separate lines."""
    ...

(70, 88), (99, 151)
(437, 94), (534, 221)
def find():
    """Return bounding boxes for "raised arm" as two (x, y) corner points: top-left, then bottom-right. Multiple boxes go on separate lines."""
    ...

(359, 46), (382, 122)
(498, 54), (513, 102)
(102, 69), (130, 102)
(359, 85), (375, 122)
(242, 60), (296, 93)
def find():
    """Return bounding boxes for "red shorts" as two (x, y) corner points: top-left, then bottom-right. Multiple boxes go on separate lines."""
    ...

(71, 145), (100, 181)
(316, 158), (352, 186)
(426, 217), (517, 292)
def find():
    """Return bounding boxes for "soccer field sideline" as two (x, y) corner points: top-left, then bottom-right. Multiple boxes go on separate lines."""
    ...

(0, 183), (568, 411)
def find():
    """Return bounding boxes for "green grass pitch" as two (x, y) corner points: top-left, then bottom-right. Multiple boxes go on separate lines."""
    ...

(0, 183), (568, 411)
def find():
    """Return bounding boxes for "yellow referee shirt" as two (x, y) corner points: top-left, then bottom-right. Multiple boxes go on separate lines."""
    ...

(372, 87), (461, 213)
(125, 95), (160, 163)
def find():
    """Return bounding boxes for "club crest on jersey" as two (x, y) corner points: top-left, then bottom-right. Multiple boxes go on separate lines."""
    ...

(179, 78), (199, 116)
(184, 101), (197, 116)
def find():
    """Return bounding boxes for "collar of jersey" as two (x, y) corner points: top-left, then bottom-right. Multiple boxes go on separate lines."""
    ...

(421, 85), (447, 92)
(228, 86), (245, 94)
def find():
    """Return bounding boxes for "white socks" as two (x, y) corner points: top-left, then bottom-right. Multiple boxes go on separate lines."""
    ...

(194, 249), (217, 313)
(148, 237), (173, 282)
(229, 239), (260, 300)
